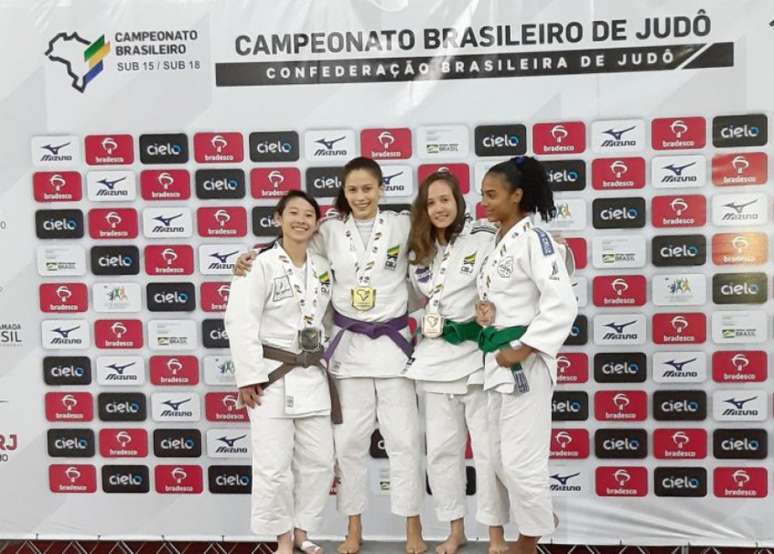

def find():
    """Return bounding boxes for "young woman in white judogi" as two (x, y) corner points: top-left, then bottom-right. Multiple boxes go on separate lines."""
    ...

(235, 157), (426, 554)
(475, 156), (578, 554)
(405, 171), (509, 554)
(225, 191), (335, 554)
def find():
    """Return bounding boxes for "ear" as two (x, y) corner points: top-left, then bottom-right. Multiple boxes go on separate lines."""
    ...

(273, 212), (282, 227)
(511, 187), (524, 206)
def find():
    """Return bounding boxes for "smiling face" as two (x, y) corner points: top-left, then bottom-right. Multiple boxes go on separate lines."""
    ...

(275, 196), (318, 242)
(344, 169), (383, 220)
(480, 172), (523, 224)
(426, 179), (458, 231)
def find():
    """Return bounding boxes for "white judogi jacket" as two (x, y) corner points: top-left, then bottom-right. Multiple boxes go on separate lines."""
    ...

(476, 216), (578, 391)
(406, 220), (496, 384)
(225, 243), (332, 417)
(311, 210), (412, 379)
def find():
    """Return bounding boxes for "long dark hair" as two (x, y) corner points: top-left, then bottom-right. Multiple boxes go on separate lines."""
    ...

(486, 156), (557, 222)
(259, 190), (321, 253)
(408, 171), (467, 266)
(333, 156), (383, 216)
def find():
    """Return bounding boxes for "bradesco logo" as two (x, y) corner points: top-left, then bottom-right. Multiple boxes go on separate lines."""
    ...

(652, 351), (706, 383)
(144, 245), (194, 276)
(712, 390), (767, 422)
(150, 355), (199, 386)
(555, 352), (588, 384)
(47, 429), (95, 458)
(712, 233), (768, 265)
(594, 391), (647, 421)
(250, 167), (301, 198)
(565, 238), (587, 270)
(712, 273), (767, 304)
(592, 119), (644, 153)
(652, 235), (706, 267)
(153, 429), (202, 457)
(195, 169), (246, 199)
(653, 428), (707, 460)
(592, 275), (646, 307)
(84, 134), (134, 165)
(33, 171), (82, 202)
(594, 428), (647, 459)
(652, 313), (706, 345)
(305, 167), (343, 199)
(49, 464), (97, 493)
(551, 391), (588, 421)
(713, 429), (768, 459)
(203, 319), (229, 349)
(712, 114), (768, 147)
(712, 351), (767, 383)
(564, 315), (588, 346)
(593, 353), (646, 383)
(544, 160), (586, 192)
(45, 392), (93, 422)
(152, 393), (201, 422)
(550, 429), (589, 459)
(595, 466), (647, 497)
(193, 132), (244, 163)
(532, 122), (585, 154)
(88, 208), (138, 239)
(654, 467), (706, 497)
(200, 282), (230, 312)
(651, 155), (705, 189)
(101, 465), (149, 493)
(474, 124), (526, 157)
(591, 157), (645, 190)
(139, 133), (188, 164)
(712, 153), (767, 186)
(651, 195), (706, 228)
(249, 131), (299, 162)
(40, 283), (88, 313)
(43, 356), (92, 385)
(91, 245), (140, 276)
(418, 164), (470, 194)
(147, 282), (196, 312)
(35, 209), (84, 239)
(653, 390), (707, 421)
(99, 428), (148, 458)
(714, 468), (768, 498)
(651, 117), (706, 150)
(205, 392), (248, 422)
(361, 128), (413, 159)
(97, 393), (146, 422)
(155, 465), (204, 494)
(207, 429), (250, 458)
(140, 170), (191, 201)
(94, 319), (143, 349)
(197, 207), (247, 237)
(209, 465), (251, 494)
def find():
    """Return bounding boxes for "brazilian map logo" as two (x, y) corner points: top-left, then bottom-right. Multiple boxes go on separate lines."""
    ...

(45, 32), (111, 92)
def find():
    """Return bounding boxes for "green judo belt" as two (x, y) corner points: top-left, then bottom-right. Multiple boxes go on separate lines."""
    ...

(440, 319), (483, 344)
(478, 325), (530, 393)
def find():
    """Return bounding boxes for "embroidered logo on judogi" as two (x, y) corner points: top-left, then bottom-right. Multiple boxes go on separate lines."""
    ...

(318, 271), (331, 294)
(550, 261), (560, 280)
(272, 275), (293, 302)
(414, 266), (432, 283)
(461, 252), (477, 274)
(534, 228), (555, 256)
(497, 256), (513, 278)
(385, 244), (400, 270)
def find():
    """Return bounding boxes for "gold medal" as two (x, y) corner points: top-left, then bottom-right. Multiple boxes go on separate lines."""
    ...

(351, 287), (376, 311)
(422, 313), (444, 338)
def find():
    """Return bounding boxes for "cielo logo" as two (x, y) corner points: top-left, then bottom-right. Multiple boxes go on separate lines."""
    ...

(45, 32), (110, 92)
(551, 392), (588, 421)
(98, 393), (146, 422)
(154, 429), (202, 457)
(653, 391), (706, 421)
(595, 429), (647, 459)
(713, 429), (767, 459)
(655, 467), (706, 497)
(209, 466), (251, 493)
(102, 465), (149, 493)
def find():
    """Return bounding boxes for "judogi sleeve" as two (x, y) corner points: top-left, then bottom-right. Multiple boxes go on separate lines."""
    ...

(309, 222), (329, 258)
(224, 258), (271, 387)
(517, 229), (579, 359)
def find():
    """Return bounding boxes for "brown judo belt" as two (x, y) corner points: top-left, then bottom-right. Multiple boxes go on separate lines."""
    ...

(262, 344), (343, 424)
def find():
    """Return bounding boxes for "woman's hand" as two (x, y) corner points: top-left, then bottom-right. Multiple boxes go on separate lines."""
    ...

(495, 345), (533, 367)
(239, 384), (263, 408)
(234, 251), (257, 276)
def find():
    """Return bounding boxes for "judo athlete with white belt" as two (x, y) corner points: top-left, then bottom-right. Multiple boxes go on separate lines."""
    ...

(475, 156), (578, 554)
(235, 157), (426, 554)
(225, 191), (340, 554)
(405, 171), (509, 554)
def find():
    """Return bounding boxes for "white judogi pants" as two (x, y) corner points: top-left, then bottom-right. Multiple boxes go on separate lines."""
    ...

(425, 386), (510, 526)
(334, 377), (424, 517)
(248, 405), (334, 537)
(487, 360), (556, 537)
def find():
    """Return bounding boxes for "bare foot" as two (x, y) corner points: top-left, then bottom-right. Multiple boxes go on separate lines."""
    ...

(488, 526), (507, 554)
(338, 515), (362, 554)
(276, 532), (294, 554)
(295, 528), (322, 554)
(406, 515), (428, 554)
(436, 534), (466, 554)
